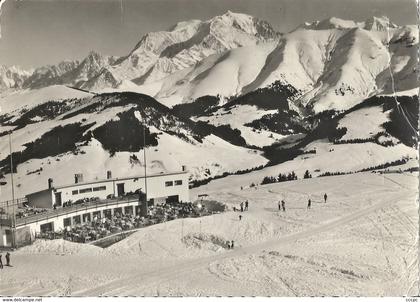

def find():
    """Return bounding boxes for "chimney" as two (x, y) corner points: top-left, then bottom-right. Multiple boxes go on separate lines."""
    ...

(107, 170), (112, 180)
(74, 173), (83, 184)
(48, 178), (53, 189)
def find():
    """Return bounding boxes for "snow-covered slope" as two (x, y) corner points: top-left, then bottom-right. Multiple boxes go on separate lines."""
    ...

(153, 42), (278, 106)
(0, 92), (268, 201)
(0, 85), (93, 114)
(6, 172), (417, 296)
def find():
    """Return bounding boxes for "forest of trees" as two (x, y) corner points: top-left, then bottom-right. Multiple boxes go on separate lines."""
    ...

(261, 171), (298, 185)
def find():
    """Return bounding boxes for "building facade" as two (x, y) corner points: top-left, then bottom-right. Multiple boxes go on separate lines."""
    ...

(0, 169), (190, 247)
(27, 170), (189, 208)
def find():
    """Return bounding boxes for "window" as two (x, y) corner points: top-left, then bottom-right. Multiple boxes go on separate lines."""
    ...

(93, 186), (106, 192)
(103, 209), (112, 219)
(79, 188), (92, 194)
(63, 217), (71, 227)
(175, 180), (182, 186)
(73, 215), (81, 225)
(165, 181), (173, 187)
(72, 190), (79, 195)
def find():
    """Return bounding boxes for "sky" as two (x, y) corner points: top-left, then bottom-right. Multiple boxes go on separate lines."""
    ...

(0, 0), (417, 69)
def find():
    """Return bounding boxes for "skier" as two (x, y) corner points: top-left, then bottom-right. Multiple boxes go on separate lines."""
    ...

(5, 252), (10, 266)
(231, 240), (234, 249)
(0, 254), (3, 269)
(245, 200), (249, 211)
(324, 193), (328, 203)
(278, 201), (281, 211)
(307, 198), (312, 209)
(281, 200), (286, 212)
(239, 215), (242, 221)
(240, 202), (244, 212)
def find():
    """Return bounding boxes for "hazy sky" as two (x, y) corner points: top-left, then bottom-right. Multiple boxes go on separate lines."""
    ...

(0, 0), (417, 68)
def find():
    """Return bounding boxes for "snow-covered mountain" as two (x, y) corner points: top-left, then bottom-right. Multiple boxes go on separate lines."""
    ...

(21, 52), (117, 90)
(8, 11), (278, 93)
(0, 65), (33, 90)
(3, 14), (417, 115)
(133, 16), (417, 112)
(0, 13), (418, 199)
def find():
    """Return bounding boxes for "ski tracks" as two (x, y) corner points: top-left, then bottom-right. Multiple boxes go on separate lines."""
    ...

(74, 188), (415, 296)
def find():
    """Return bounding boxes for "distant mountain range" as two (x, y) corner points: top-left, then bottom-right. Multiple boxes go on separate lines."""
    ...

(1, 13), (417, 112)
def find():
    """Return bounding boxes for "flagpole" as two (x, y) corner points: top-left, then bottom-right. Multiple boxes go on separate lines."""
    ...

(142, 106), (148, 210)
(8, 131), (16, 248)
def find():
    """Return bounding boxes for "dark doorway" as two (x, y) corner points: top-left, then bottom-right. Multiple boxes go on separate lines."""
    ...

(5, 229), (13, 246)
(40, 222), (54, 233)
(166, 195), (179, 204)
(117, 183), (125, 196)
(55, 192), (62, 206)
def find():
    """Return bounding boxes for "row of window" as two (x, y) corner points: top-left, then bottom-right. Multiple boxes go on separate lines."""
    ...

(72, 186), (107, 195)
(70, 179), (183, 195)
(165, 180), (183, 187)
(63, 206), (136, 227)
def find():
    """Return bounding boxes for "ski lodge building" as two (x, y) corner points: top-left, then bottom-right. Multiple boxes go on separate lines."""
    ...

(0, 168), (189, 247)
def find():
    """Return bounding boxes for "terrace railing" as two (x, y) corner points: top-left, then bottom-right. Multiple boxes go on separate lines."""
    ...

(15, 196), (140, 226)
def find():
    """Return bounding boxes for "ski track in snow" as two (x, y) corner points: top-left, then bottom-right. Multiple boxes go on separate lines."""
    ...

(73, 176), (415, 296)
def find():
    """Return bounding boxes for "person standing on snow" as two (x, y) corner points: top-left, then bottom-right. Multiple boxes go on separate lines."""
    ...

(324, 193), (328, 203)
(231, 240), (234, 249)
(281, 200), (286, 212)
(307, 199), (312, 209)
(240, 202), (244, 212)
(0, 254), (3, 269)
(245, 200), (249, 211)
(5, 252), (10, 266)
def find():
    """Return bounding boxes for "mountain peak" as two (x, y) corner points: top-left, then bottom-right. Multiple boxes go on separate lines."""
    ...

(169, 19), (202, 32)
(296, 17), (357, 30)
(316, 17), (358, 30)
(363, 16), (397, 31)
(297, 15), (398, 32)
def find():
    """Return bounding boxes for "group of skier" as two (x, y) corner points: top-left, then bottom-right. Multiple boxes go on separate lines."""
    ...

(226, 240), (235, 249)
(278, 193), (328, 212)
(0, 252), (11, 269)
(233, 200), (249, 213)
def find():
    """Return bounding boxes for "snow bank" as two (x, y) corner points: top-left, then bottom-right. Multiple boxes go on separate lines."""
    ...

(16, 239), (103, 256)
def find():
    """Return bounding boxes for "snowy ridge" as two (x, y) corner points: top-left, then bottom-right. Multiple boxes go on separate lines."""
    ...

(122, 16), (417, 111)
